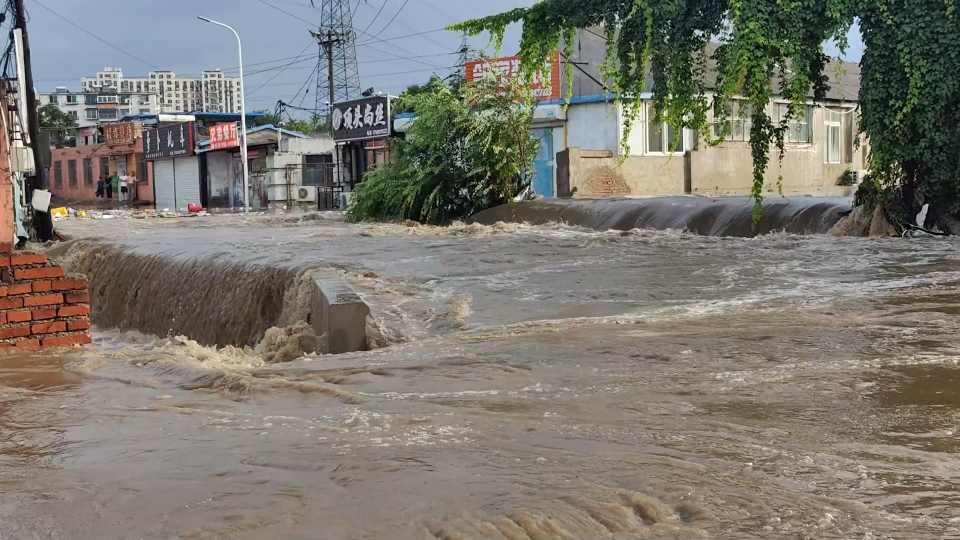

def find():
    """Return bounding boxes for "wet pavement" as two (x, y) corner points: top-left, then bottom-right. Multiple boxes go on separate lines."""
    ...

(2, 212), (960, 539)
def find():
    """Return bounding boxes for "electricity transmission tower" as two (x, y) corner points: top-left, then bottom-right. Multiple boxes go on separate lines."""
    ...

(311, 0), (361, 117)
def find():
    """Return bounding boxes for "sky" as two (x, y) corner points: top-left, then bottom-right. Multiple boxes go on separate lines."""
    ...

(24, 0), (864, 114)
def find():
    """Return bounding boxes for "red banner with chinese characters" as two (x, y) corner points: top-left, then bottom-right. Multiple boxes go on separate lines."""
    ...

(209, 122), (239, 151)
(465, 52), (562, 102)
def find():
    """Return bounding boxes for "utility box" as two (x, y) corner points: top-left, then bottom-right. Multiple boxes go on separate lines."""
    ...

(312, 278), (369, 354)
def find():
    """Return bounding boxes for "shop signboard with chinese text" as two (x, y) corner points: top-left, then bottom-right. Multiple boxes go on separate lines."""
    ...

(209, 122), (239, 150)
(331, 95), (391, 142)
(465, 52), (562, 102)
(142, 122), (195, 160)
(104, 122), (139, 146)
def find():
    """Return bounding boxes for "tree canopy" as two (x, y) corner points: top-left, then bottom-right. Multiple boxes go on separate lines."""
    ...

(38, 104), (77, 148)
(452, 0), (960, 231)
(347, 77), (537, 225)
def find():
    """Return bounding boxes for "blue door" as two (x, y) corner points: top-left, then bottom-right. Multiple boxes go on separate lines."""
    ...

(531, 128), (554, 197)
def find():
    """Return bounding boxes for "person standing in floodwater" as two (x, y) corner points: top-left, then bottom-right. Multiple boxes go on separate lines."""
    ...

(95, 176), (105, 198)
(110, 172), (119, 200)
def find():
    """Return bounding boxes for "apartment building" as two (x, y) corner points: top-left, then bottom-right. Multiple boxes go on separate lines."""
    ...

(39, 88), (159, 145)
(81, 67), (241, 113)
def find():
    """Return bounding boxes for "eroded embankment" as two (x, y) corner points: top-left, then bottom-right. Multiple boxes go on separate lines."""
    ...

(47, 241), (317, 350)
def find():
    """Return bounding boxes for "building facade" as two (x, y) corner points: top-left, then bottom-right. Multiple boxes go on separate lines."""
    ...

(81, 67), (241, 113)
(39, 87), (159, 135)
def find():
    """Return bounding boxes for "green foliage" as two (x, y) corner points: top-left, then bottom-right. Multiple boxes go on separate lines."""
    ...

(451, 0), (960, 226)
(38, 104), (77, 147)
(347, 78), (537, 225)
(839, 167), (858, 186)
(252, 110), (280, 127)
(393, 75), (448, 114)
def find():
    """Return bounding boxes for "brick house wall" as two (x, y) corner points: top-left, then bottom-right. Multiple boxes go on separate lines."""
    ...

(49, 144), (153, 203)
(0, 243), (91, 349)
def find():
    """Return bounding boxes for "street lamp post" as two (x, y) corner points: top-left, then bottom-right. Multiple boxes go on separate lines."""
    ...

(198, 16), (249, 212)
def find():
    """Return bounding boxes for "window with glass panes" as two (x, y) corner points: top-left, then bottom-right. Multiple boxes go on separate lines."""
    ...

(712, 102), (752, 142)
(824, 109), (842, 163)
(772, 103), (812, 143)
(646, 103), (686, 154)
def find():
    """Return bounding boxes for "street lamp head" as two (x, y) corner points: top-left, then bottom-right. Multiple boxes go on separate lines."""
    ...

(197, 16), (213, 23)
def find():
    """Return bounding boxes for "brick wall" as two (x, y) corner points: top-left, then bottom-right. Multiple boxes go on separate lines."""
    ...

(0, 243), (91, 349)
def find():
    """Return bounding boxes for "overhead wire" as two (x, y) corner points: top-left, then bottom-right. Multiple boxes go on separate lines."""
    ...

(357, 0), (389, 37)
(365, 0), (410, 40)
(30, 0), (159, 70)
(249, 41), (317, 95)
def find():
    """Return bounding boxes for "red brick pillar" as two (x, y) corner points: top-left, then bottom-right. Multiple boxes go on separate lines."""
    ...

(0, 243), (91, 349)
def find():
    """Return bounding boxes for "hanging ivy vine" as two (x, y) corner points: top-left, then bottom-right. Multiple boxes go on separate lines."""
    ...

(451, 0), (960, 230)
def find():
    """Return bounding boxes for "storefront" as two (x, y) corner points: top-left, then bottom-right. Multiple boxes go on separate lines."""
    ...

(331, 94), (393, 189)
(143, 122), (202, 212)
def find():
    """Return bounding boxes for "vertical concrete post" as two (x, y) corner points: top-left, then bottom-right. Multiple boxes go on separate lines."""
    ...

(312, 278), (369, 354)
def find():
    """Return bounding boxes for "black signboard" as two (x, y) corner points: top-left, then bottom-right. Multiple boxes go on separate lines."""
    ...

(143, 122), (195, 160)
(331, 95), (391, 142)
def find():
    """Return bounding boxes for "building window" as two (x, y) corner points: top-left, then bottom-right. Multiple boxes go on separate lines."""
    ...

(83, 157), (93, 185)
(66, 95), (77, 104)
(85, 95), (97, 105)
(99, 109), (118, 120)
(68, 159), (78, 187)
(48, 95), (58, 104)
(85, 108), (98, 120)
(100, 157), (110, 178)
(68, 111), (78, 120)
(773, 103), (813, 143)
(54, 161), (63, 188)
(712, 102), (752, 142)
(139, 158), (149, 185)
(120, 109), (130, 116)
(824, 109), (842, 164)
(302, 154), (333, 186)
(140, 108), (150, 114)
(645, 104), (686, 154)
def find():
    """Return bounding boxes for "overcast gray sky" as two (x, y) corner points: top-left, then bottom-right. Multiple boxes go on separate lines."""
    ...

(26, 0), (863, 113)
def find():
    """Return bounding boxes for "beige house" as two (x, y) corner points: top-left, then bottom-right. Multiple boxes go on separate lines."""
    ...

(555, 31), (864, 199)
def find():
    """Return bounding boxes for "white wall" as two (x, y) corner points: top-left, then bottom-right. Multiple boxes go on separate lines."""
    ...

(566, 101), (619, 153)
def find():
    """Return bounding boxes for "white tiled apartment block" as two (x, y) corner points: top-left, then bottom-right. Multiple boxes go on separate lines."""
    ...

(80, 67), (241, 113)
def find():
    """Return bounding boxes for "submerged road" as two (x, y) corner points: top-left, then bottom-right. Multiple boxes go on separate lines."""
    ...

(2, 210), (959, 539)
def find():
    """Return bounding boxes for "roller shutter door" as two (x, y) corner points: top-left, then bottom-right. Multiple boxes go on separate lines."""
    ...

(173, 156), (201, 211)
(154, 159), (176, 211)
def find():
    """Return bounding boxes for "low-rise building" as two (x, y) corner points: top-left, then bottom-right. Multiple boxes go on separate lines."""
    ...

(199, 125), (335, 210)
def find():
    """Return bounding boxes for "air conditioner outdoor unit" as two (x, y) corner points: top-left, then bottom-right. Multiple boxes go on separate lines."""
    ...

(338, 192), (353, 211)
(296, 186), (316, 202)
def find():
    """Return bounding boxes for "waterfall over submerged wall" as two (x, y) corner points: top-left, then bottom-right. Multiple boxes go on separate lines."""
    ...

(470, 197), (851, 237)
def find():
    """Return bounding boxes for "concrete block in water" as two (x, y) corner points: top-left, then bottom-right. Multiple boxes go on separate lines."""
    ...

(312, 278), (369, 354)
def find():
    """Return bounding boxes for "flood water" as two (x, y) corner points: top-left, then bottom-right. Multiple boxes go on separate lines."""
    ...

(3, 209), (960, 539)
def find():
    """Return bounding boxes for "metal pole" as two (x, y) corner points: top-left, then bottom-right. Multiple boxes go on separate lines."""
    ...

(198, 16), (249, 212)
(15, 0), (53, 241)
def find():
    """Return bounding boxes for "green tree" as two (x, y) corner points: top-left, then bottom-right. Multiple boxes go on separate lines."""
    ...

(38, 104), (77, 147)
(393, 75), (448, 114)
(283, 118), (313, 134)
(452, 1), (960, 232)
(347, 77), (537, 225)
(252, 109), (282, 127)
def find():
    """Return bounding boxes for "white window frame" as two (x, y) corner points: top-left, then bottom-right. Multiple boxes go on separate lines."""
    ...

(85, 108), (98, 120)
(824, 109), (842, 164)
(712, 102), (752, 142)
(644, 103), (689, 155)
(772, 103), (813, 144)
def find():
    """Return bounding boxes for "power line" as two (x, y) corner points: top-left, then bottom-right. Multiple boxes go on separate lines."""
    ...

(249, 41), (317, 95)
(30, 0), (159, 69)
(253, 0), (319, 26)
(357, 0), (389, 37)
(291, 61), (319, 103)
(366, 0), (409, 39)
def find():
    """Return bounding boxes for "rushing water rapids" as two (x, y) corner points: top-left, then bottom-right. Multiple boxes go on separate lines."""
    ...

(3, 204), (960, 539)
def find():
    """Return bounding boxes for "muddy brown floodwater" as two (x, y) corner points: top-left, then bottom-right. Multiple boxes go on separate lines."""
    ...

(3, 211), (960, 539)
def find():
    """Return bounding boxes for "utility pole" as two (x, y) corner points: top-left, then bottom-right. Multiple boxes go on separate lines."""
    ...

(310, 30), (340, 115)
(310, 0), (360, 118)
(14, 0), (53, 242)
